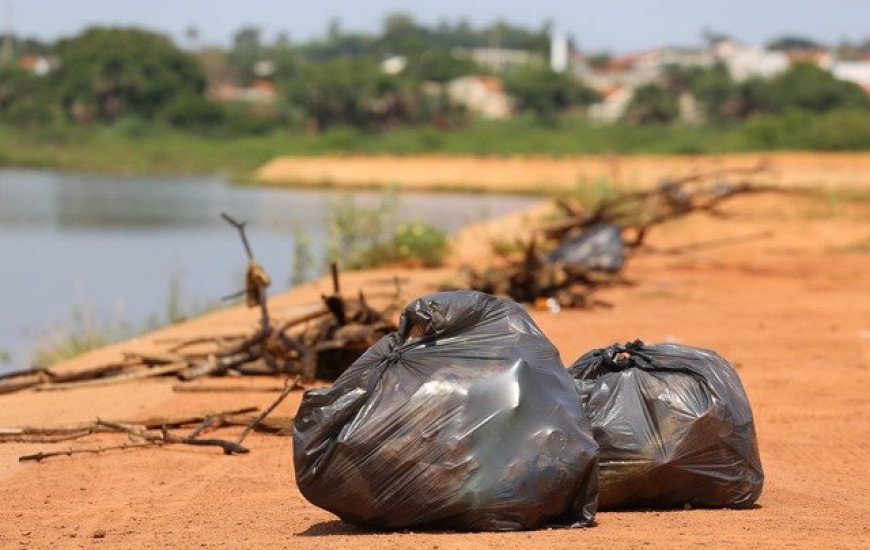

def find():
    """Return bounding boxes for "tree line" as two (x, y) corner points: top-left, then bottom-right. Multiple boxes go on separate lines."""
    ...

(1, 15), (870, 144)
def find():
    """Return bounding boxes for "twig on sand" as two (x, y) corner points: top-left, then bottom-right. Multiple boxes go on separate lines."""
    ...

(235, 376), (302, 447)
(19, 441), (161, 462)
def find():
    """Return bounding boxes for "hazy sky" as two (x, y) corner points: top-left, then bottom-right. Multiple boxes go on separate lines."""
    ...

(7, 1), (870, 52)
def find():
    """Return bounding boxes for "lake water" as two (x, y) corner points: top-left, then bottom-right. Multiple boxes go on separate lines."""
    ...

(0, 169), (536, 373)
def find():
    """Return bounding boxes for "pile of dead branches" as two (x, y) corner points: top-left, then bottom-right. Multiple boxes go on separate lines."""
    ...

(463, 162), (780, 308)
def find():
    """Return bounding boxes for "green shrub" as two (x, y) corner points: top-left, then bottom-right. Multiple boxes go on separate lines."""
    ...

(159, 94), (226, 130)
(393, 221), (449, 266)
(804, 109), (870, 150)
(325, 189), (449, 269)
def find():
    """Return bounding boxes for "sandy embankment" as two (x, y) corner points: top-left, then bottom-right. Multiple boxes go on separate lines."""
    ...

(256, 152), (870, 193)
(2, 166), (870, 549)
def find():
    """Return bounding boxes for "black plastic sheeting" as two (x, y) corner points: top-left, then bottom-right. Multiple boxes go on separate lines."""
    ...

(569, 340), (763, 510)
(294, 290), (599, 531)
(546, 224), (625, 272)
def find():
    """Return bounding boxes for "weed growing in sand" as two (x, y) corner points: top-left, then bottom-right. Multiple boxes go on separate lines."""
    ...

(393, 222), (448, 267)
(31, 277), (211, 369)
(569, 176), (621, 208)
(32, 304), (131, 369)
(324, 188), (450, 270)
(291, 225), (316, 286)
(832, 236), (870, 253)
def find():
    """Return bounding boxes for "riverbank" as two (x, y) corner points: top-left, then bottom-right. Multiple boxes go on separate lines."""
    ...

(256, 152), (870, 193)
(2, 188), (869, 548)
(5, 121), (870, 189)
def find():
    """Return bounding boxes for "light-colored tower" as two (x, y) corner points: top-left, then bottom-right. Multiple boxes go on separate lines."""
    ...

(550, 33), (568, 73)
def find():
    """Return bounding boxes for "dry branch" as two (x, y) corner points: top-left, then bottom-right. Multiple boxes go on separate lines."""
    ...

(20, 441), (161, 462)
(34, 362), (188, 391)
(95, 419), (249, 455)
(173, 384), (291, 393)
(235, 376), (301, 446)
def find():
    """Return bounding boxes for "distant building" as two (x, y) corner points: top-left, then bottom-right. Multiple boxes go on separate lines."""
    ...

(210, 79), (277, 104)
(787, 49), (833, 71)
(446, 75), (514, 119)
(712, 40), (789, 81)
(587, 85), (633, 122)
(17, 54), (55, 76)
(576, 46), (714, 92)
(580, 46), (714, 122)
(381, 55), (407, 75)
(452, 47), (544, 73)
(832, 61), (870, 94)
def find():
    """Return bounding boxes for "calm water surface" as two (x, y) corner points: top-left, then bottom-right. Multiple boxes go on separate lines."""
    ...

(0, 169), (536, 372)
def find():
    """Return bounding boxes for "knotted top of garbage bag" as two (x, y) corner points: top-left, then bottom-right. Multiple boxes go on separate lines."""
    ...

(573, 339), (752, 419)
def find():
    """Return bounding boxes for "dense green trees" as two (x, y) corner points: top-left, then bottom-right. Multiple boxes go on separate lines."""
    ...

(767, 62), (870, 113)
(506, 66), (599, 123)
(626, 61), (870, 126)
(287, 57), (405, 130)
(0, 66), (53, 125)
(625, 84), (681, 124)
(52, 27), (207, 123)
(2, 18), (870, 151)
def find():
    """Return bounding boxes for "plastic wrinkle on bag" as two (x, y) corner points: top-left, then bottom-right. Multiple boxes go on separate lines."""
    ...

(546, 224), (625, 272)
(569, 340), (763, 510)
(294, 290), (599, 532)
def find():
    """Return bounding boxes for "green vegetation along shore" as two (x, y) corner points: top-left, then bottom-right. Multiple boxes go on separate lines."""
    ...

(4, 109), (870, 179)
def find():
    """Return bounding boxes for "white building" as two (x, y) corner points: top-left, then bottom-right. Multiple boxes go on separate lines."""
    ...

(446, 75), (514, 119)
(832, 60), (870, 93)
(713, 40), (789, 81)
(452, 47), (544, 73)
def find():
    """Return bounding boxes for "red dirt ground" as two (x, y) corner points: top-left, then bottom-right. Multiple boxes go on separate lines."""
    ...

(2, 189), (869, 549)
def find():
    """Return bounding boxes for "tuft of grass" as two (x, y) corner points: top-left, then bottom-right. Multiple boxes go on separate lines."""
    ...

(831, 237), (870, 253)
(565, 176), (621, 208)
(32, 304), (131, 369)
(324, 188), (450, 270)
(489, 237), (528, 256)
(393, 221), (449, 267)
(31, 277), (212, 369)
(290, 224), (316, 286)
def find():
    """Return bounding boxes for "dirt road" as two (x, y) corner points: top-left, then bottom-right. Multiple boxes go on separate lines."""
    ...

(2, 191), (869, 549)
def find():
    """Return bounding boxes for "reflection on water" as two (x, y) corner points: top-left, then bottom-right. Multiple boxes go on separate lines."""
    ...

(0, 169), (536, 372)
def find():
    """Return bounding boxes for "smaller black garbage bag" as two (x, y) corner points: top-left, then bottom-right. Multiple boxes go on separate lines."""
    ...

(294, 290), (599, 532)
(569, 340), (763, 510)
(546, 224), (625, 272)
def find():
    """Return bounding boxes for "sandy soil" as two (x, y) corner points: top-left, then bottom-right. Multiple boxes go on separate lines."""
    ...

(256, 152), (870, 193)
(2, 189), (870, 549)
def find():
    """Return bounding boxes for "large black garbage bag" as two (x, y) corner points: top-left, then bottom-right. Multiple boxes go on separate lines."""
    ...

(569, 340), (763, 510)
(294, 290), (599, 532)
(546, 224), (625, 272)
